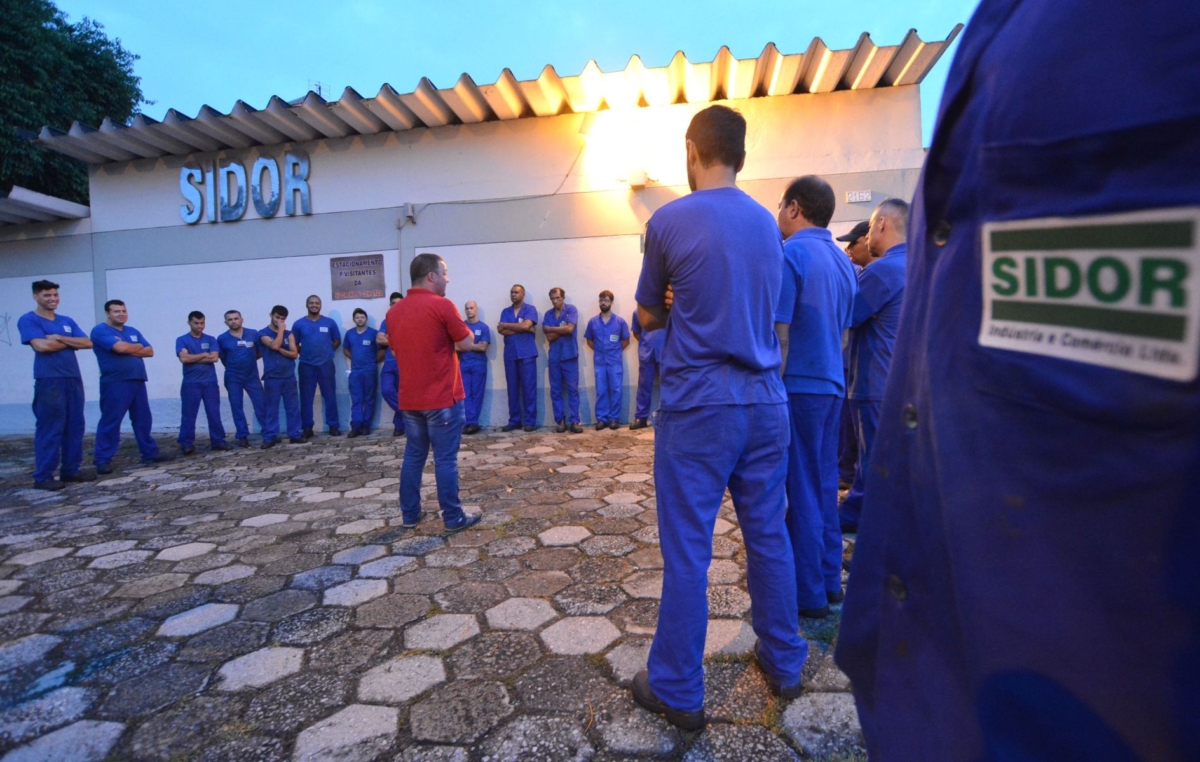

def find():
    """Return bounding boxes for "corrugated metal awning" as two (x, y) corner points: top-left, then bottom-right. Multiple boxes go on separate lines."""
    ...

(30, 27), (961, 165)
(0, 186), (90, 226)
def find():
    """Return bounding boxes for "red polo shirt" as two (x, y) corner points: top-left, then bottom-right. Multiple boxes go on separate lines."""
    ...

(386, 288), (470, 410)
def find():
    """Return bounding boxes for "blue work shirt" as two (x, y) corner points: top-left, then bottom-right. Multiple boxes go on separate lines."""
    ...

(544, 304), (579, 362)
(500, 304), (539, 360)
(775, 227), (858, 397)
(631, 311), (664, 365)
(90, 323), (150, 382)
(584, 313), (629, 367)
(218, 329), (261, 381)
(835, 1), (1200, 760)
(18, 312), (83, 379)
(176, 333), (219, 384)
(343, 326), (379, 373)
(636, 186), (787, 411)
(291, 315), (340, 366)
(258, 326), (296, 380)
(458, 321), (491, 371)
(379, 321), (397, 371)
(847, 243), (906, 400)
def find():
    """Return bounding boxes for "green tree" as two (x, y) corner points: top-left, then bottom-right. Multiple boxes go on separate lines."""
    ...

(0, 0), (145, 204)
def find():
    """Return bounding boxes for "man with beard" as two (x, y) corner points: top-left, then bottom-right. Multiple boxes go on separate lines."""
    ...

(292, 294), (342, 438)
(543, 287), (583, 433)
(497, 284), (539, 431)
(584, 290), (630, 429)
(218, 309), (265, 448)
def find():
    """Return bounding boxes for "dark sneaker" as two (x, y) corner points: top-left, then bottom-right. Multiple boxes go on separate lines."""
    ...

(179, 446), (196, 456)
(303, 428), (315, 439)
(827, 589), (845, 605)
(631, 670), (705, 731)
(500, 424), (520, 432)
(629, 419), (649, 430)
(401, 511), (427, 529)
(393, 428), (404, 437)
(752, 640), (803, 699)
(142, 454), (174, 465)
(463, 424), (480, 435)
(609, 420), (621, 430)
(569, 423), (584, 434)
(555, 421), (567, 433)
(261, 440), (277, 450)
(33, 480), (65, 491)
(289, 438), (306, 444)
(347, 429), (360, 439)
(799, 605), (831, 620)
(595, 422), (606, 431)
(444, 513), (482, 534)
(95, 463), (114, 475)
(61, 472), (96, 483)
(237, 438), (251, 448)
(328, 427), (342, 437)
(211, 442), (231, 451)
(522, 425), (537, 432)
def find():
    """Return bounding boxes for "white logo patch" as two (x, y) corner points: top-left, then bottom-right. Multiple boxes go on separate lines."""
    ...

(130, 335), (138, 342)
(319, 326), (328, 333)
(980, 207), (1199, 382)
(63, 325), (72, 333)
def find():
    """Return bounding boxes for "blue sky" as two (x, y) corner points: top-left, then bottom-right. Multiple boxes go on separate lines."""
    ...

(56, 0), (979, 145)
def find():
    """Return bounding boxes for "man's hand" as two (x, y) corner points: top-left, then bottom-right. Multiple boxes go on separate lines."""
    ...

(664, 284), (674, 311)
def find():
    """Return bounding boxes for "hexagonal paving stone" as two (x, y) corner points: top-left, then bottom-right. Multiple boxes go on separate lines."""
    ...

(357, 555), (417, 578)
(156, 603), (239, 637)
(155, 542), (216, 562)
(485, 598), (558, 630)
(331, 545), (387, 565)
(621, 571), (663, 599)
(240, 492), (281, 503)
(335, 519), (384, 535)
(424, 548), (478, 568)
(194, 565), (256, 586)
(75, 540), (138, 558)
(343, 487), (382, 499)
(704, 619), (757, 656)
(0, 634), (62, 672)
(539, 616), (621, 654)
(87, 550), (154, 570)
(537, 526), (592, 546)
(479, 715), (594, 761)
(683, 724), (801, 762)
(7, 547), (72, 566)
(291, 565), (353, 591)
(323, 579), (388, 607)
(216, 646), (303, 691)
(781, 692), (865, 759)
(357, 654), (445, 704)
(404, 614), (480, 650)
(447, 632), (542, 680)
(112, 574), (190, 599)
(580, 535), (636, 557)
(485, 537), (536, 557)
(293, 704), (398, 762)
(409, 681), (512, 744)
(240, 513), (289, 527)
(0, 719), (125, 762)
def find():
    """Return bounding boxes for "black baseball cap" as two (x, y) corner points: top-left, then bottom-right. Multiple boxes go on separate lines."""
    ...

(836, 220), (871, 243)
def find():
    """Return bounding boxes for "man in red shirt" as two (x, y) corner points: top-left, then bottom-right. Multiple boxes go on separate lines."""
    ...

(386, 254), (481, 533)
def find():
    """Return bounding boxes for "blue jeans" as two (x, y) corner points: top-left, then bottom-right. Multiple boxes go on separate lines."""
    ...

(548, 359), (580, 424)
(298, 360), (339, 430)
(785, 393), (844, 610)
(95, 379), (158, 465)
(179, 381), (226, 449)
(32, 378), (85, 481)
(400, 401), (467, 528)
(649, 403), (806, 712)
(225, 374), (265, 440)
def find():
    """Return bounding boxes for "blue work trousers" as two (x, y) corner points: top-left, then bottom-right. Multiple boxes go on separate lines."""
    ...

(225, 375), (265, 440)
(594, 363), (623, 423)
(263, 377), (302, 442)
(837, 397), (858, 484)
(95, 380), (158, 465)
(298, 360), (339, 431)
(504, 357), (538, 427)
(548, 359), (580, 424)
(349, 371), (377, 430)
(32, 378), (85, 482)
(650, 403), (806, 712)
(785, 394), (844, 610)
(634, 357), (659, 421)
(400, 401), (466, 527)
(461, 365), (486, 427)
(838, 399), (882, 530)
(380, 365), (402, 432)
(178, 381), (226, 449)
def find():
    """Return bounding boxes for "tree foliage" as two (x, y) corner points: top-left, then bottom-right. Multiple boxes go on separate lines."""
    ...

(0, 0), (145, 204)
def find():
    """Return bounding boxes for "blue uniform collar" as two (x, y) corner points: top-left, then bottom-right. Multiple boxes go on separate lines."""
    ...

(882, 242), (907, 259)
(784, 227), (835, 244)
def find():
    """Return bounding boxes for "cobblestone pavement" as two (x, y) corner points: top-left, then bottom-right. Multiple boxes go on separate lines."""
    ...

(0, 428), (864, 761)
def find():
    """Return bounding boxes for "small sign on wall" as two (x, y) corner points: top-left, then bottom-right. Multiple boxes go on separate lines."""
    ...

(330, 254), (385, 300)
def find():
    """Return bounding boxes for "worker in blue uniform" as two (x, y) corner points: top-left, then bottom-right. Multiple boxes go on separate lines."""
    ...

(90, 299), (172, 473)
(18, 280), (94, 489)
(259, 305), (305, 448)
(835, 220), (870, 487)
(458, 300), (491, 434)
(342, 307), (381, 438)
(631, 105), (806, 730)
(543, 287), (583, 434)
(175, 311), (228, 454)
(584, 290), (630, 429)
(838, 199), (908, 533)
(217, 309), (264, 448)
(773, 176), (857, 620)
(836, 2), (1200, 760)
(497, 284), (539, 432)
(292, 294), (342, 438)
(378, 292), (404, 437)
(629, 310), (663, 430)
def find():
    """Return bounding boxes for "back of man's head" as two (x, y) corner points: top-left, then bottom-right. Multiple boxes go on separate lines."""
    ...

(782, 175), (836, 228)
(410, 253), (442, 287)
(685, 105), (746, 170)
(869, 198), (911, 255)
